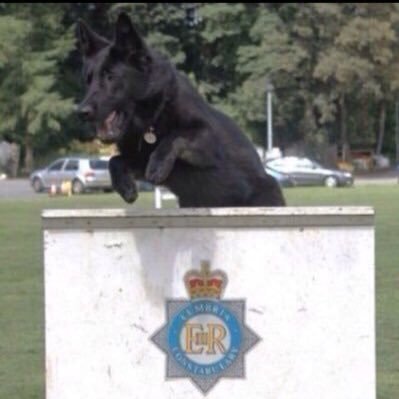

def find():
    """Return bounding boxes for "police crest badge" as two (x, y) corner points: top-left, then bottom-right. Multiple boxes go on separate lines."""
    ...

(151, 260), (260, 394)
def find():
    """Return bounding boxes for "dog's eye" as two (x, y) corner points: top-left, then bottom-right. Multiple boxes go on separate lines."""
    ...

(104, 70), (113, 82)
(86, 72), (93, 85)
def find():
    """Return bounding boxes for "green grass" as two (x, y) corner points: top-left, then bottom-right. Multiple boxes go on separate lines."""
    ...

(0, 186), (398, 398)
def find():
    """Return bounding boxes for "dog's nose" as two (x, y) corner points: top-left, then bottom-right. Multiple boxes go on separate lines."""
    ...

(77, 104), (94, 121)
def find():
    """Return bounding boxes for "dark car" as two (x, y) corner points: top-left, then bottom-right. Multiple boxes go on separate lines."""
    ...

(266, 157), (354, 187)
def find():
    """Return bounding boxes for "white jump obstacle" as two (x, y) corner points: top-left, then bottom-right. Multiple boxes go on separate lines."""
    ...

(43, 207), (375, 399)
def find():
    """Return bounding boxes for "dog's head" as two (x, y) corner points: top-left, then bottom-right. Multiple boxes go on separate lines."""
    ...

(76, 13), (156, 143)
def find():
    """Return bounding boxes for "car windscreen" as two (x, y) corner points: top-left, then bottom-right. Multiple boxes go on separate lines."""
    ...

(48, 160), (65, 171)
(89, 160), (109, 170)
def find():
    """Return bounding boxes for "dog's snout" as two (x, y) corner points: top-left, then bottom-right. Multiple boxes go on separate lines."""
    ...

(77, 104), (95, 121)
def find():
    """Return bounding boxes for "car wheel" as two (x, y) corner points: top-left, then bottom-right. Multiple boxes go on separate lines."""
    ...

(32, 177), (44, 193)
(72, 179), (85, 195)
(325, 176), (338, 188)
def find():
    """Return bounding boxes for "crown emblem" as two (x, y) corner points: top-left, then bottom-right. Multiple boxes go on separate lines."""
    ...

(184, 260), (228, 299)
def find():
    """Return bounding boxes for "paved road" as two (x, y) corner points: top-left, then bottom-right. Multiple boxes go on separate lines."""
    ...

(355, 169), (398, 186)
(355, 177), (398, 186)
(0, 178), (37, 199)
(0, 173), (397, 200)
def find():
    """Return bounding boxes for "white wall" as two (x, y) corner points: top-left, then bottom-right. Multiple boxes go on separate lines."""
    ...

(43, 207), (375, 399)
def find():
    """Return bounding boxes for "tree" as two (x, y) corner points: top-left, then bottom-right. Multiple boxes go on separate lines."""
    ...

(0, 4), (75, 172)
(2, 3), (399, 171)
(231, 4), (306, 146)
(314, 4), (399, 158)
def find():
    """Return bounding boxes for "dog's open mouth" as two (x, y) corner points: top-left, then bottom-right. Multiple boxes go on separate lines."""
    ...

(96, 111), (125, 143)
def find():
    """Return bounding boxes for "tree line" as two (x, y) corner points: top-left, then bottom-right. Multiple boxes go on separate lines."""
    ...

(0, 3), (398, 173)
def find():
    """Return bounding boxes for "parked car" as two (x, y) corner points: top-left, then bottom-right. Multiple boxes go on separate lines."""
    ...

(265, 157), (354, 187)
(30, 156), (112, 194)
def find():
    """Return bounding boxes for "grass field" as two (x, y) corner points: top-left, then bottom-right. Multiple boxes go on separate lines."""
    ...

(0, 186), (398, 398)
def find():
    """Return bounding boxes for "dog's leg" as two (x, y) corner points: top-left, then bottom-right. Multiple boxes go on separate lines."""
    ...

(145, 137), (178, 184)
(109, 155), (138, 203)
(145, 135), (219, 184)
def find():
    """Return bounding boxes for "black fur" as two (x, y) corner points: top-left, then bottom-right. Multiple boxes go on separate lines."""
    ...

(76, 13), (285, 207)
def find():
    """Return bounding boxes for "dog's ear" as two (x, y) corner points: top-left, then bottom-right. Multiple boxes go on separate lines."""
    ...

(114, 13), (147, 55)
(77, 20), (109, 58)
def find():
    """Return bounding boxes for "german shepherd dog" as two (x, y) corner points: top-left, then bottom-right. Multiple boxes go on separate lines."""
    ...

(76, 13), (285, 207)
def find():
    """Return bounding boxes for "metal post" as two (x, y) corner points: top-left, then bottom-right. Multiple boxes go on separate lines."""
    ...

(265, 80), (274, 161)
(396, 100), (399, 164)
(154, 186), (162, 209)
(267, 90), (273, 152)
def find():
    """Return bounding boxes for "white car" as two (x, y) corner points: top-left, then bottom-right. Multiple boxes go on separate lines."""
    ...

(30, 156), (112, 194)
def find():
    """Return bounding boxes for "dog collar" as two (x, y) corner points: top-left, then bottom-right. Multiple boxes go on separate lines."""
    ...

(143, 126), (157, 144)
(141, 88), (173, 146)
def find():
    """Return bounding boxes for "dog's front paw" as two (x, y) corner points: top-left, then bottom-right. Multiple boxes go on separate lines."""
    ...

(109, 155), (139, 203)
(118, 183), (138, 203)
(145, 156), (173, 185)
(112, 177), (138, 203)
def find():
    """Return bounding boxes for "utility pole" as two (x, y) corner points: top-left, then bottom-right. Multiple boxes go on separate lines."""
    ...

(396, 100), (399, 164)
(265, 79), (274, 162)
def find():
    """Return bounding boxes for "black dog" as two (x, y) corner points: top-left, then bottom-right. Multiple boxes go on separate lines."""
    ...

(76, 13), (285, 207)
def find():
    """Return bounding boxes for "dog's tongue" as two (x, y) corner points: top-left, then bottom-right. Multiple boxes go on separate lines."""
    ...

(105, 111), (117, 129)
(97, 111), (117, 140)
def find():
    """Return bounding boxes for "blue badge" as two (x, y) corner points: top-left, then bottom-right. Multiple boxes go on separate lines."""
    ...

(167, 299), (242, 377)
(151, 261), (260, 394)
